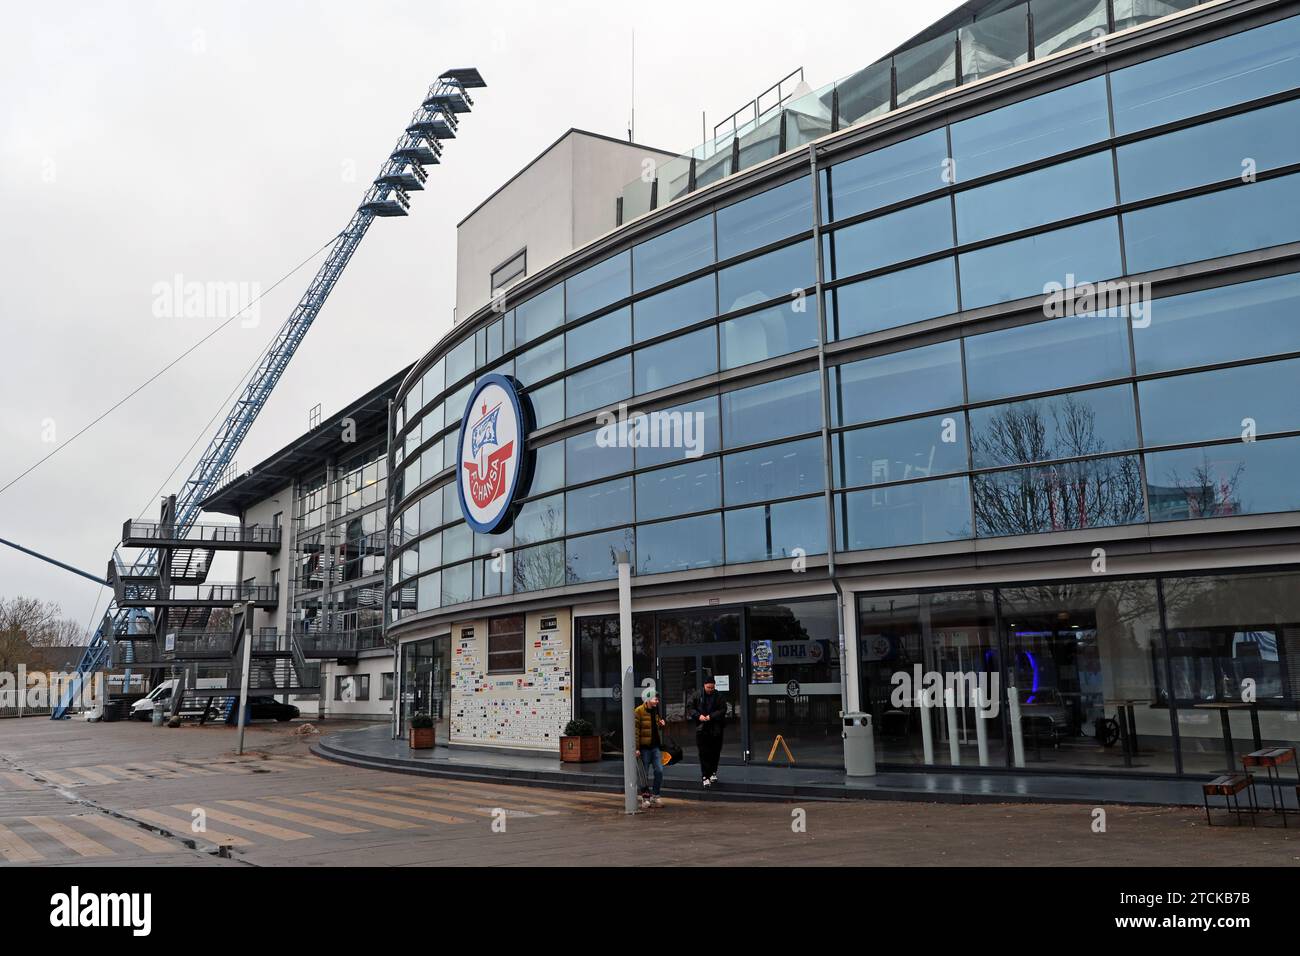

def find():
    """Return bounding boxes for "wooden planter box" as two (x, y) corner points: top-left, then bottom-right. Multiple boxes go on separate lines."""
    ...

(409, 726), (435, 750)
(560, 735), (601, 763)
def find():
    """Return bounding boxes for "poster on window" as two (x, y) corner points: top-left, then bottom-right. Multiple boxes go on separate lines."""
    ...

(750, 640), (774, 683)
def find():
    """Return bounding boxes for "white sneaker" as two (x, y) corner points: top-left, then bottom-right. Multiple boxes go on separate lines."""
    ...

(709, 773), (718, 783)
(702, 777), (711, 788)
(639, 796), (651, 810)
(651, 796), (663, 807)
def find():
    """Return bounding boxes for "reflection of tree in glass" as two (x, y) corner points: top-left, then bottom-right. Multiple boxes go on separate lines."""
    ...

(972, 395), (1144, 535)
(1150, 455), (1244, 520)
(513, 503), (565, 592)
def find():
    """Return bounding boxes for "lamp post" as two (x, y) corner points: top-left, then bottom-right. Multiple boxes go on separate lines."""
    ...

(617, 551), (636, 814)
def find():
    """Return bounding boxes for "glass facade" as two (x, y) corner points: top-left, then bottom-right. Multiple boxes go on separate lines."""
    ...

(385, 3), (1300, 779)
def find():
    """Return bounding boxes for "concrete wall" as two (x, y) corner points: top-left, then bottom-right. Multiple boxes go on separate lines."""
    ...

(449, 608), (572, 751)
(454, 131), (677, 323)
(237, 484), (292, 635)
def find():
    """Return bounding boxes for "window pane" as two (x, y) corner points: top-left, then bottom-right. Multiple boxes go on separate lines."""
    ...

(835, 413), (968, 487)
(723, 437), (825, 507)
(722, 371), (822, 446)
(446, 337), (475, 386)
(965, 313), (1131, 403)
(824, 198), (953, 279)
(421, 359), (444, 406)
(566, 527), (634, 584)
(634, 326), (717, 394)
(959, 216), (1123, 310)
(636, 457), (722, 521)
(835, 60), (892, 127)
(443, 522), (471, 563)
(531, 440), (564, 494)
(416, 572), (440, 612)
(637, 514), (723, 574)
(633, 275), (715, 342)
(516, 333), (563, 385)
(718, 239), (814, 314)
(972, 455), (1146, 536)
(955, 151), (1116, 245)
(633, 216), (715, 292)
(1110, 15), (1300, 136)
(716, 177), (812, 260)
(961, 5), (1029, 84)
(1117, 99), (1300, 204)
(1139, 358), (1300, 446)
(635, 396), (721, 469)
(827, 258), (958, 340)
(418, 487), (444, 532)
(1134, 273), (1300, 375)
(1032, 0), (1107, 59)
(720, 299), (819, 369)
(821, 128), (948, 222)
(725, 497), (827, 563)
(566, 251), (630, 321)
(970, 384), (1138, 468)
(566, 307), (630, 368)
(515, 284), (563, 345)
(1146, 436), (1300, 521)
(896, 31), (958, 107)
(950, 76), (1110, 181)
(567, 426), (633, 484)
(838, 476), (972, 549)
(1123, 174), (1300, 275)
(527, 379), (564, 429)
(566, 354), (631, 417)
(832, 340), (963, 427)
(513, 493), (564, 545)
(441, 561), (472, 606)
(513, 541), (565, 592)
(566, 477), (632, 535)
(1113, 0), (1197, 31)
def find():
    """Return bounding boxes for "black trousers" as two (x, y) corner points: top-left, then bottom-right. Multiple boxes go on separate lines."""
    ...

(697, 731), (724, 777)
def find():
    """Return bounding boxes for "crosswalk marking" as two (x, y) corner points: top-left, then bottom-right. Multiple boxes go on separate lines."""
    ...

(25, 816), (114, 858)
(36, 769), (81, 787)
(173, 804), (311, 842)
(0, 822), (42, 862)
(355, 786), (556, 818)
(0, 771), (40, 792)
(218, 800), (367, 835)
(403, 778), (615, 811)
(154, 760), (217, 776)
(93, 764), (147, 782)
(267, 796), (421, 830)
(303, 791), (468, 826)
(127, 763), (188, 779)
(78, 814), (179, 854)
(130, 808), (253, 846)
(66, 766), (118, 785)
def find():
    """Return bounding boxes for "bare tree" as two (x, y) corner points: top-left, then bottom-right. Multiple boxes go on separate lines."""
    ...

(972, 396), (1145, 537)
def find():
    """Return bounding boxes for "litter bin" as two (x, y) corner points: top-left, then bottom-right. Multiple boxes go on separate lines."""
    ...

(842, 711), (876, 777)
(151, 700), (165, 727)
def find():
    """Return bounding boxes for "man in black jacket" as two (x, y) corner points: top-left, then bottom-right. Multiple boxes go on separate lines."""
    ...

(687, 676), (727, 788)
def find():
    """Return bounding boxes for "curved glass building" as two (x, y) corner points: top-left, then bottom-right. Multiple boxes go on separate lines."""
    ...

(388, 0), (1300, 781)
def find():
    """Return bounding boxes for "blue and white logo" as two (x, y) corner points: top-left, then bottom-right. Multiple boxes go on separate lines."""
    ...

(456, 374), (535, 534)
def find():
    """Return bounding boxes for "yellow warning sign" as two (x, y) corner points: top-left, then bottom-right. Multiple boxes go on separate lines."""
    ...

(766, 734), (795, 765)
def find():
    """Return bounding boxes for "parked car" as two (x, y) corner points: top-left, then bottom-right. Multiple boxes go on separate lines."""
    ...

(204, 696), (301, 723)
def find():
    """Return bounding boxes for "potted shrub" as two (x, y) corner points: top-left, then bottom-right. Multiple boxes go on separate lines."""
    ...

(408, 712), (435, 750)
(560, 718), (601, 763)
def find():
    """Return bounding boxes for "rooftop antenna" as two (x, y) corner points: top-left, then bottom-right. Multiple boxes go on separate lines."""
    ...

(629, 29), (635, 142)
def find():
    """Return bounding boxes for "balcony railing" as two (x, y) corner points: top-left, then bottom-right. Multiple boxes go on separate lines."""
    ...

(121, 520), (282, 549)
(617, 0), (1202, 223)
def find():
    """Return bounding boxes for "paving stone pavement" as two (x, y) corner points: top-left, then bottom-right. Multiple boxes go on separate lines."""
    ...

(1, 718), (1297, 866)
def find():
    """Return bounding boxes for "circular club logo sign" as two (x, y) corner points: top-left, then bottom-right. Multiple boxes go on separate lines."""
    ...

(456, 374), (534, 534)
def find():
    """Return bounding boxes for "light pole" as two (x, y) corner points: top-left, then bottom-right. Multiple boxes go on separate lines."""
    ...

(617, 551), (636, 815)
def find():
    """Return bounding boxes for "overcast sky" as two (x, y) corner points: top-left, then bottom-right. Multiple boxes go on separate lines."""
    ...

(0, 0), (958, 633)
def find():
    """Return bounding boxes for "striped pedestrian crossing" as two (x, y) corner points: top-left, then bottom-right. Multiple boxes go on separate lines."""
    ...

(0, 755), (331, 791)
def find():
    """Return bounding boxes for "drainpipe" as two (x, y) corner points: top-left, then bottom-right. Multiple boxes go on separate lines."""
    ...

(808, 144), (855, 728)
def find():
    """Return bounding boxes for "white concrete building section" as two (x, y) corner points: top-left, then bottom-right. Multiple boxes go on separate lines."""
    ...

(454, 129), (676, 321)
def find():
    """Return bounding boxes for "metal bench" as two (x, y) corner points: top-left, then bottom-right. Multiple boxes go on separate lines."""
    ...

(1243, 747), (1298, 826)
(1202, 773), (1257, 827)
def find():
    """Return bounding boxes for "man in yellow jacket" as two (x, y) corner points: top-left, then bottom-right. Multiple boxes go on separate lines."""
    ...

(633, 688), (667, 809)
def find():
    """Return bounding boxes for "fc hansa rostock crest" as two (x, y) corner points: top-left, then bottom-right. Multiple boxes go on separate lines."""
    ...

(456, 373), (534, 533)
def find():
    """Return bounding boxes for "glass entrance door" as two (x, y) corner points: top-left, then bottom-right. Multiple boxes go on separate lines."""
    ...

(659, 647), (746, 764)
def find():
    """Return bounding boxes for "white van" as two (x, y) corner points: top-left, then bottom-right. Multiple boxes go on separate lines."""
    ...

(129, 678), (225, 720)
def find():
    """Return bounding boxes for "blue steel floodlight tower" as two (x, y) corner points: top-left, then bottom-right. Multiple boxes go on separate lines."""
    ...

(53, 68), (486, 718)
